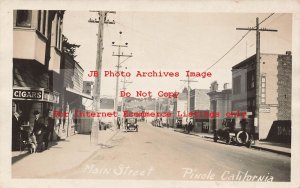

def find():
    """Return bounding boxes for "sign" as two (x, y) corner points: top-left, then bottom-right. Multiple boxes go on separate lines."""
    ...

(13, 88), (43, 100)
(13, 87), (59, 104)
(259, 107), (271, 113)
(246, 112), (253, 116)
(44, 91), (60, 104)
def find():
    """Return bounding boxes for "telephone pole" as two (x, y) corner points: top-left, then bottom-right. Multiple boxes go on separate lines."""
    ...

(180, 76), (198, 123)
(88, 11), (115, 144)
(236, 17), (277, 140)
(120, 72), (132, 127)
(112, 31), (133, 125)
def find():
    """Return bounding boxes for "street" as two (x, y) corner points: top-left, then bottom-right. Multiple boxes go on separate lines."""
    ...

(48, 122), (290, 181)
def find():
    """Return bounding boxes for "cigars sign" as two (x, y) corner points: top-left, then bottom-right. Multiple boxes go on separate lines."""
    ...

(13, 87), (59, 103)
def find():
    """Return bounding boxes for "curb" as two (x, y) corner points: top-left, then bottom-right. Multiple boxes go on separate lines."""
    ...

(250, 145), (291, 157)
(173, 129), (291, 157)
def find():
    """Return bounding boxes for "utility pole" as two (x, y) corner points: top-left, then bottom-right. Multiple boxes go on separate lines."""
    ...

(236, 17), (277, 140)
(88, 11), (115, 144)
(112, 31), (133, 125)
(120, 69), (132, 128)
(180, 76), (198, 124)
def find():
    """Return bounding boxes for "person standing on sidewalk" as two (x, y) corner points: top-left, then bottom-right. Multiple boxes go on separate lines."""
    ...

(188, 120), (193, 134)
(32, 110), (45, 152)
(43, 109), (54, 150)
(117, 117), (121, 129)
(12, 110), (23, 151)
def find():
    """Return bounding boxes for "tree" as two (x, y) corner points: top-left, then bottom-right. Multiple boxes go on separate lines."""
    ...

(62, 35), (80, 60)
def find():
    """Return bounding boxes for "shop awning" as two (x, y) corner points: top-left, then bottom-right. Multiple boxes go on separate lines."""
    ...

(66, 87), (93, 100)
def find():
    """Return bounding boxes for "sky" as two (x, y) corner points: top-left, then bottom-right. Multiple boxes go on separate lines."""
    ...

(63, 12), (292, 98)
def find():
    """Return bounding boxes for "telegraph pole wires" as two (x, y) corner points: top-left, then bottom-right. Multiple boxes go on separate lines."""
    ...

(180, 76), (198, 123)
(112, 31), (133, 125)
(120, 69), (133, 128)
(88, 10), (115, 144)
(236, 17), (277, 140)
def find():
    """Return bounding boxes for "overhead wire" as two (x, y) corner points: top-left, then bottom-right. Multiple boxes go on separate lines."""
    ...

(204, 13), (275, 72)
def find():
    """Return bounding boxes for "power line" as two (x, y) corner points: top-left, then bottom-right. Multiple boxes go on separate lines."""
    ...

(204, 13), (275, 72)
(115, 21), (215, 64)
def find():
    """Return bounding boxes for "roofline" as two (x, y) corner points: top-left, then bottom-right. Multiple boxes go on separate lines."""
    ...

(232, 52), (291, 69)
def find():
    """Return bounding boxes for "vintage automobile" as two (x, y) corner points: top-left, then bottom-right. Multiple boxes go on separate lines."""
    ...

(213, 117), (254, 148)
(125, 118), (138, 132)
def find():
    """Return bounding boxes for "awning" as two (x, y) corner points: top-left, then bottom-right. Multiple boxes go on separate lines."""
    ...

(66, 87), (93, 100)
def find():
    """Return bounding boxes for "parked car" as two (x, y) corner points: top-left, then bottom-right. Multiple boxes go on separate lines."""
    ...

(213, 117), (254, 148)
(125, 118), (138, 132)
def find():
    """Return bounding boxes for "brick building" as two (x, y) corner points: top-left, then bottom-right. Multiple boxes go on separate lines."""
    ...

(231, 52), (292, 140)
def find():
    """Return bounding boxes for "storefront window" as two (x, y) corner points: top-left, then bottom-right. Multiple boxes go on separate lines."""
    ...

(233, 76), (241, 94)
(16, 10), (32, 28)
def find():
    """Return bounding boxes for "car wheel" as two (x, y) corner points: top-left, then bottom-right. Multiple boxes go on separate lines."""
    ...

(236, 131), (249, 145)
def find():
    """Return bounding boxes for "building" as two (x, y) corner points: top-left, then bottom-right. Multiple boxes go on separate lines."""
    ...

(190, 89), (210, 112)
(231, 52), (292, 141)
(12, 10), (65, 146)
(60, 53), (92, 136)
(173, 88), (188, 127)
(190, 89), (210, 132)
(207, 81), (232, 132)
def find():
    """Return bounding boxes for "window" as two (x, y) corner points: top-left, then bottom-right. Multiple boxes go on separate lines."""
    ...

(55, 15), (62, 50)
(42, 10), (47, 35)
(247, 70), (255, 90)
(261, 76), (266, 104)
(55, 16), (59, 47)
(37, 11), (41, 31)
(37, 10), (47, 36)
(233, 76), (241, 94)
(16, 10), (32, 27)
(58, 20), (62, 49)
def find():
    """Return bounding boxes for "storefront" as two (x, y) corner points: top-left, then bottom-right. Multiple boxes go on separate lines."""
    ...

(63, 87), (93, 136)
(12, 87), (60, 146)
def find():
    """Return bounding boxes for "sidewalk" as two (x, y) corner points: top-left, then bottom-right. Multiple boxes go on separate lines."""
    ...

(173, 128), (291, 157)
(12, 126), (119, 178)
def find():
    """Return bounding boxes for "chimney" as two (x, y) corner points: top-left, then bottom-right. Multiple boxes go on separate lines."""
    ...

(211, 81), (218, 91)
(286, 51), (291, 55)
(224, 83), (229, 90)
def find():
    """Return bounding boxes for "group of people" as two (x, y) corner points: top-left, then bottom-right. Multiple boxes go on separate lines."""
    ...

(185, 120), (194, 134)
(12, 110), (53, 153)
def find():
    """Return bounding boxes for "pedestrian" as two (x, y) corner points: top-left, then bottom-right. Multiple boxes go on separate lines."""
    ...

(124, 118), (128, 131)
(188, 120), (193, 133)
(117, 117), (121, 129)
(32, 110), (45, 152)
(12, 110), (23, 151)
(47, 109), (55, 142)
(43, 109), (55, 149)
